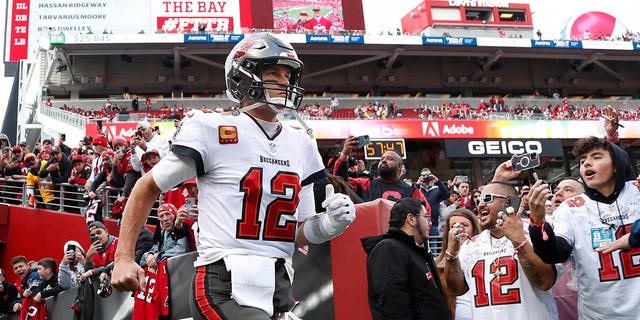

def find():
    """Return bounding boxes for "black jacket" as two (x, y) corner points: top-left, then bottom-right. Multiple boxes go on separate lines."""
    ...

(0, 280), (19, 314)
(38, 154), (72, 184)
(361, 228), (450, 320)
(37, 273), (64, 299)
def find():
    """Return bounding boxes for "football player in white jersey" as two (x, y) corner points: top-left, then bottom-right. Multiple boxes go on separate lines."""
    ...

(528, 136), (640, 319)
(445, 181), (559, 320)
(111, 33), (356, 320)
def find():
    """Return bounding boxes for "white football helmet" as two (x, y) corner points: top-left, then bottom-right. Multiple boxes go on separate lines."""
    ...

(225, 33), (305, 113)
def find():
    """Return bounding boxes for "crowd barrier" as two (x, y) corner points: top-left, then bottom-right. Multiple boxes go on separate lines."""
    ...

(0, 179), (446, 319)
(0, 178), (161, 225)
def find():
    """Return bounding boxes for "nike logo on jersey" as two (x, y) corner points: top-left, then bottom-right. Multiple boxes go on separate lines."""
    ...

(219, 126), (239, 144)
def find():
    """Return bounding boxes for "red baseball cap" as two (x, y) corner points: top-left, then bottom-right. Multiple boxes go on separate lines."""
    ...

(141, 148), (160, 162)
(183, 178), (197, 186)
(71, 154), (85, 164)
(158, 203), (178, 215)
(92, 135), (108, 148)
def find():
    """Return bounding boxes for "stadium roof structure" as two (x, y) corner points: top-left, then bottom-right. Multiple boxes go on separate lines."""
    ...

(45, 35), (640, 97)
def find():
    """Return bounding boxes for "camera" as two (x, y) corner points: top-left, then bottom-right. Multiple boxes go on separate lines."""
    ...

(458, 176), (468, 183)
(96, 275), (113, 298)
(512, 152), (541, 172)
(354, 135), (370, 148)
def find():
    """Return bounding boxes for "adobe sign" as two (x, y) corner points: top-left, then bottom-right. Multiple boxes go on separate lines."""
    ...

(444, 139), (564, 158)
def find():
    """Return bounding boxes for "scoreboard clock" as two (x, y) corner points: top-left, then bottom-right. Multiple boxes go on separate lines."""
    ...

(364, 139), (406, 160)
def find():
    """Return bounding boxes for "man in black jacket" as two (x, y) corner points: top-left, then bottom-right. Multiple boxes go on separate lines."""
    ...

(0, 268), (18, 315)
(38, 146), (72, 210)
(362, 198), (449, 320)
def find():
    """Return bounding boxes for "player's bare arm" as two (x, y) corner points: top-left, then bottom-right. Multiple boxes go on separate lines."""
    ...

(112, 172), (161, 292)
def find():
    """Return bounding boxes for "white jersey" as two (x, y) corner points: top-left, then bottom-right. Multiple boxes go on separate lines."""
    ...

(458, 230), (558, 320)
(553, 181), (640, 319)
(169, 110), (325, 268)
(131, 133), (170, 172)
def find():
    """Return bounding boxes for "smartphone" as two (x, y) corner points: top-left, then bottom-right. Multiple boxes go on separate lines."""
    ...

(512, 152), (541, 172)
(68, 244), (76, 253)
(421, 173), (434, 181)
(458, 176), (469, 183)
(185, 198), (195, 209)
(354, 135), (370, 148)
(496, 195), (522, 228)
(504, 195), (522, 213)
(90, 236), (99, 244)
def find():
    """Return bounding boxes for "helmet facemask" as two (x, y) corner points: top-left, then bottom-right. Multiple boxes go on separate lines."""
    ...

(228, 57), (304, 113)
(224, 34), (314, 137)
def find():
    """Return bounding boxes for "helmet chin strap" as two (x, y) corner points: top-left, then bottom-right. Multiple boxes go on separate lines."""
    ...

(263, 90), (314, 138)
(290, 110), (314, 138)
(221, 101), (263, 116)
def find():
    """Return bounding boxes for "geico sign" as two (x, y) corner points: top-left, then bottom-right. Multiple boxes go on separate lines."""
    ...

(468, 140), (542, 155)
(443, 124), (474, 135)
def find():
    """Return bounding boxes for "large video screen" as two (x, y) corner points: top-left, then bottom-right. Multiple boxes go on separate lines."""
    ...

(272, 0), (344, 34)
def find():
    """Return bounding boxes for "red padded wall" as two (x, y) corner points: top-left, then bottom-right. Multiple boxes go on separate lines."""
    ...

(0, 204), (120, 285)
(330, 199), (394, 320)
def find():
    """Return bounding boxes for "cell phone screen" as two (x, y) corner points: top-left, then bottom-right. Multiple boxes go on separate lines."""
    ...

(185, 198), (195, 209)
(354, 135), (370, 148)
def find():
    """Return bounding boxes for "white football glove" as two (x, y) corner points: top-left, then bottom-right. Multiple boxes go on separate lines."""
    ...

(322, 184), (356, 224)
(303, 184), (356, 244)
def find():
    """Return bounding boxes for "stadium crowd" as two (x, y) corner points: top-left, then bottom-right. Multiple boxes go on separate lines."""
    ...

(3, 31), (640, 319)
(0, 104), (630, 319)
(48, 95), (640, 122)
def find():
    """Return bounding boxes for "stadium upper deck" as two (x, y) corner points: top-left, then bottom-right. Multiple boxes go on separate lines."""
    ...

(5, 0), (640, 100)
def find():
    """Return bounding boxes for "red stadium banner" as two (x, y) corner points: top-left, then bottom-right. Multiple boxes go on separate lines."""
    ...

(86, 119), (640, 140)
(7, 0), (30, 61)
(156, 16), (234, 33)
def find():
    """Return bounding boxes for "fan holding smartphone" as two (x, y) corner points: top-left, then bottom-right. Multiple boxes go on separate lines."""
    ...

(511, 152), (541, 182)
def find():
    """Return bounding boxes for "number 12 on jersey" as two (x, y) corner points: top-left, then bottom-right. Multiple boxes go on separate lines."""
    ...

(471, 256), (520, 307)
(236, 168), (301, 242)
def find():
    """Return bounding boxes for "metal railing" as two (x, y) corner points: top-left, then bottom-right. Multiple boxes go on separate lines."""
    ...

(0, 178), (160, 224)
(39, 106), (89, 129)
